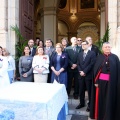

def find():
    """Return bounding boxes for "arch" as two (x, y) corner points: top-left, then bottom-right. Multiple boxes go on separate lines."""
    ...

(77, 21), (99, 43)
(58, 17), (70, 30)
(74, 17), (100, 32)
(58, 20), (69, 42)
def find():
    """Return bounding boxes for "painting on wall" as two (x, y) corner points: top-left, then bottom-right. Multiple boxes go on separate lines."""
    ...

(80, 0), (94, 9)
(78, 0), (97, 11)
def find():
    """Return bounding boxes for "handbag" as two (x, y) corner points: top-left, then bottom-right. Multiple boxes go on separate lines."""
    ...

(42, 69), (49, 74)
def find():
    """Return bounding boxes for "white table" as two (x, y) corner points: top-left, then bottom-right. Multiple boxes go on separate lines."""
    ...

(0, 82), (68, 120)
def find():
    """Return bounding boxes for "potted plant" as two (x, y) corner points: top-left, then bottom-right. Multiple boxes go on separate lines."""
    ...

(11, 25), (28, 79)
(95, 24), (110, 52)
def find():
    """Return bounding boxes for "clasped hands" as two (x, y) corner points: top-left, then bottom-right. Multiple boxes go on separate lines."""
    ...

(71, 64), (77, 69)
(34, 67), (45, 74)
(79, 71), (86, 76)
(54, 70), (61, 76)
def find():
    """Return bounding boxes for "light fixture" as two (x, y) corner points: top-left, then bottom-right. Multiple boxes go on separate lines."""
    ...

(70, 10), (77, 22)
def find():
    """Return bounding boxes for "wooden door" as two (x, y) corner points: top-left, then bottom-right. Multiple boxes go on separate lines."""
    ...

(19, 0), (34, 40)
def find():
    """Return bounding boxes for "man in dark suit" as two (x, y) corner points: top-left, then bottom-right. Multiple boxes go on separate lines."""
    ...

(86, 36), (100, 56)
(77, 37), (82, 47)
(76, 40), (96, 111)
(44, 39), (55, 59)
(28, 39), (36, 57)
(44, 39), (55, 83)
(65, 37), (82, 99)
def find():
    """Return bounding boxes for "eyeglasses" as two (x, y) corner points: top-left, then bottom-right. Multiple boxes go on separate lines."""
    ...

(77, 40), (82, 41)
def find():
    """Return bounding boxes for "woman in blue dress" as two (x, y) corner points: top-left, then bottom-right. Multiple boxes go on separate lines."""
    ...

(50, 43), (68, 87)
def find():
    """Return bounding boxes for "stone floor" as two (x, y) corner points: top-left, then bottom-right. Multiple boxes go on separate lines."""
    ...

(66, 92), (92, 120)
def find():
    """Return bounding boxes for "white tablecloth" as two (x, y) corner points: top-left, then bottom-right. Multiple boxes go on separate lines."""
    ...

(0, 82), (68, 120)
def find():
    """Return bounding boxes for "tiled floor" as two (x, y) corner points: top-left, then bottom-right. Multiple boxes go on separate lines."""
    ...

(66, 92), (92, 120)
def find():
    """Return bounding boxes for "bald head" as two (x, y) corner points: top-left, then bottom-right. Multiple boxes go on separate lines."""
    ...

(70, 37), (77, 46)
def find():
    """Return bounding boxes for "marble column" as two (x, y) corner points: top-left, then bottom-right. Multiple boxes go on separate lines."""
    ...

(100, 1), (105, 38)
(40, 7), (57, 44)
(0, 0), (8, 47)
(8, 0), (19, 56)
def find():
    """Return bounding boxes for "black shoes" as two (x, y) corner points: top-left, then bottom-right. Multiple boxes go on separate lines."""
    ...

(76, 104), (85, 109)
(76, 104), (90, 112)
(86, 106), (90, 112)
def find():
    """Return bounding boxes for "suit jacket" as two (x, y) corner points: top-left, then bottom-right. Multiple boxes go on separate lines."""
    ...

(91, 44), (100, 56)
(44, 47), (55, 60)
(31, 47), (36, 57)
(50, 52), (68, 72)
(77, 50), (96, 79)
(65, 45), (82, 72)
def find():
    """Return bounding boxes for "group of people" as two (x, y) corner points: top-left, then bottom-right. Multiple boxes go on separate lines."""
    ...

(0, 36), (120, 120)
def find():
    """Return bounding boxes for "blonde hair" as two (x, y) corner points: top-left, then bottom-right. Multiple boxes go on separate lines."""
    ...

(55, 43), (64, 51)
(36, 46), (44, 55)
(2, 48), (10, 56)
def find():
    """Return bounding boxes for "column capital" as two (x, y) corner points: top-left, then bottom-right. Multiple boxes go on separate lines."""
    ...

(40, 7), (57, 16)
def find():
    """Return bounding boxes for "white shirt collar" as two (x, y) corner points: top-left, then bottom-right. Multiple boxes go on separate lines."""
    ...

(84, 49), (89, 54)
(88, 45), (92, 50)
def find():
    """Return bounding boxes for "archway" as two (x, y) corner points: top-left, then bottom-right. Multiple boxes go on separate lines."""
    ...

(58, 20), (69, 42)
(77, 22), (99, 43)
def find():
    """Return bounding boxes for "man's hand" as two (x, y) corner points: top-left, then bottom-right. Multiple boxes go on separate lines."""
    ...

(71, 64), (77, 69)
(80, 71), (85, 76)
(94, 84), (98, 87)
(22, 73), (27, 77)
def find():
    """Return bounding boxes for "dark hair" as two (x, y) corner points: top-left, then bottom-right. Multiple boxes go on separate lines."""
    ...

(0, 46), (2, 49)
(82, 40), (89, 44)
(45, 38), (54, 47)
(45, 38), (52, 42)
(38, 40), (44, 47)
(23, 45), (31, 55)
(36, 37), (40, 40)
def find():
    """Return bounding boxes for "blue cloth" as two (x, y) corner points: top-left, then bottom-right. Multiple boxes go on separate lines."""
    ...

(0, 110), (15, 120)
(0, 82), (68, 120)
(51, 55), (67, 87)
(57, 103), (66, 120)
(8, 70), (14, 84)
(56, 55), (61, 71)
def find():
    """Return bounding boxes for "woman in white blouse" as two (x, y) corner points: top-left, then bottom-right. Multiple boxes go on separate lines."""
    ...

(32, 46), (49, 83)
(0, 46), (10, 88)
(2, 48), (15, 83)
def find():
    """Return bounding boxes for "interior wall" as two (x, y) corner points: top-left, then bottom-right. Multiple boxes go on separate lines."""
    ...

(58, 20), (68, 42)
(77, 22), (98, 43)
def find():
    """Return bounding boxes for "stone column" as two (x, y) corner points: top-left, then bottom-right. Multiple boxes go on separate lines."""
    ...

(100, 1), (105, 38)
(40, 7), (57, 44)
(8, 0), (19, 57)
(0, 0), (8, 47)
(108, 0), (118, 55)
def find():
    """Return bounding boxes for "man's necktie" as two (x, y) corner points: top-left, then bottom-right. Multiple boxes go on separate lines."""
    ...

(73, 47), (76, 54)
(83, 52), (86, 61)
